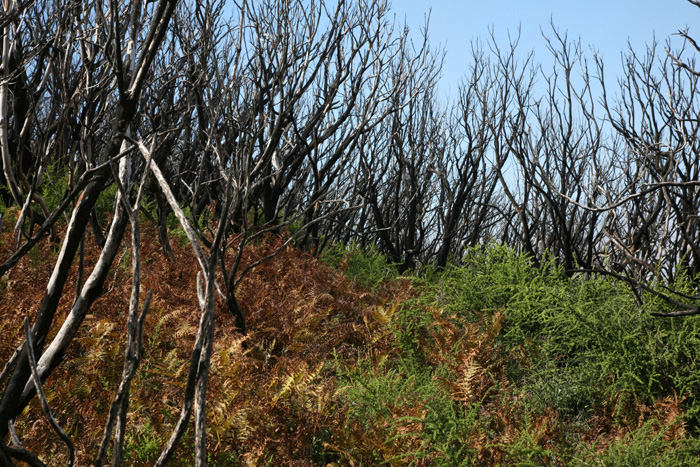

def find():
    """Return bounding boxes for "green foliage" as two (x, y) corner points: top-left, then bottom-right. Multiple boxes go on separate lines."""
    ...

(0, 193), (8, 218)
(339, 359), (429, 425)
(427, 244), (559, 319)
(6, 230), (700, 465)
(209, 451), (239, 467)
(40, 158), (120, 224)
(166, 205), (208, 246)
(519, 361), (601, 423)
(424, 244), (700, 419)
(39, 160), (117, 221)
(496, 415), (562, 467)
(117, 246), (131, 275)
(337, 356), (479, 465)
(573, 421), (700, 467)
(96, 182), (119, 219)
(123, 418), (164, 465)
(137, 195), (158, 224)
(286, 214), (305, 239)
(321, 242), (398, 289)
(39, 159), (71, 213)
(644, 264), (700, 315)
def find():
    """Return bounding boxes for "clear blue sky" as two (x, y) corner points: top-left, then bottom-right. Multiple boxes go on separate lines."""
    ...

(394, 0), (700, 100)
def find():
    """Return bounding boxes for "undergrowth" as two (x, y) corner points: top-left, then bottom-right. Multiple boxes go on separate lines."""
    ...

(1, 223), (700, 465)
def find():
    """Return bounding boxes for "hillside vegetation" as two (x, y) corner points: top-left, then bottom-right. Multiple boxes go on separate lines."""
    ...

(2, 0), (700, 464)
(2, 211), (700, 466)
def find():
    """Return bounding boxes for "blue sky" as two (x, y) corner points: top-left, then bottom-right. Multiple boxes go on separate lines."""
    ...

(394, 0), (700, 100)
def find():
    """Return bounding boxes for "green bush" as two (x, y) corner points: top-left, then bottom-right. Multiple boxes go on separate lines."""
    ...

(337, 356), (479, 466)
(331, 242), (700, 464)
(321, 242), (398, 289)
(40, 159), (120, 225)
(39, 160), (71, 213)
(95, 182), (119, 219)
(423, 244), (700, 424)
(123, 418), (163, 464)
(573, 420), (700, 467)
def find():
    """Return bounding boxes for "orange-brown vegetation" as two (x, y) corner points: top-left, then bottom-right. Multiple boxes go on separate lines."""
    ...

(1, 219), (415, 465)
(0, 216), (695, 466)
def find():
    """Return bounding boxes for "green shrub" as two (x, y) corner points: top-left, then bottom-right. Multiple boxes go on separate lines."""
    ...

(321, 242), (398, 289)
(123, 418), (163, 464)
(573, 420), (700, 466)
(519, 361), (602, 423)
(426, 244), (557, 318)
(164, 204), (211, 245)
(95, 182), (119, 219)
(337, 357), (479, 466)
(422, 243), (700, 425)
(39, 159), (120, 221)
(39, 160), (71, 213)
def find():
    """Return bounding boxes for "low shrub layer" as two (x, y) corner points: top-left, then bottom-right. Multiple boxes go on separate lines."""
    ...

(2, 232), (700, 465)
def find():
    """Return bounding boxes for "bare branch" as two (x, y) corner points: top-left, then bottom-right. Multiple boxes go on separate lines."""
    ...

(23, 318), (74, 467)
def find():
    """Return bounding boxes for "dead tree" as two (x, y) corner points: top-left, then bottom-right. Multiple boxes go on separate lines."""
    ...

(0, 1), (177, 464)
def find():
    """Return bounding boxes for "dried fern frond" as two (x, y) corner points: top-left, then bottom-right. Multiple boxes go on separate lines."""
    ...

(272, 361), (324, 406)
(457, 359), (483, 404)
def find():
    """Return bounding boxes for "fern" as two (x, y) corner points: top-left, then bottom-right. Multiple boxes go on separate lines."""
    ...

(456, 358), (483, 404)
(272, 362), (324, 406)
